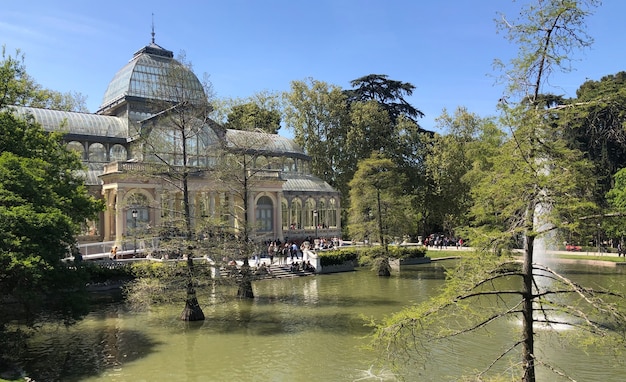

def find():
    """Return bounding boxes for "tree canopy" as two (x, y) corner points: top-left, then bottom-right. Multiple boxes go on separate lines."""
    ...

(224, 102), (281, 134)
(0, 49), (103, 321)
(344, 74), (424, 124)
(348, 152), (412, 250)
(1, 46), (88, 112)
(0, 109), (103, 319)
(560, 72), (626, 205)
(371, 1), (626, 381)
(283, 75), (427, 240)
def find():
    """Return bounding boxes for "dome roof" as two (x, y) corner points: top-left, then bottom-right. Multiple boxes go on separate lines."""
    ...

(98, 42), (207, 112)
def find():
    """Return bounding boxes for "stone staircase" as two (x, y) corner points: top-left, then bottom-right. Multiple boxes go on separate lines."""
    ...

(219, 263), (315, 280)
(267, 264), (316, 279)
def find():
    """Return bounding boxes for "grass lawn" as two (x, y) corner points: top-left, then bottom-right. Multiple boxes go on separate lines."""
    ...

(557, 254), (624, 263)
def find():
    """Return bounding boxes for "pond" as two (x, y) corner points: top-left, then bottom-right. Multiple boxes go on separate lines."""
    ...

(18, 260), (626, 381)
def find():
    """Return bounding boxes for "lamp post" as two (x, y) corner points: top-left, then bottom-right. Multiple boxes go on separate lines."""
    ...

(132, 209), (138, 258)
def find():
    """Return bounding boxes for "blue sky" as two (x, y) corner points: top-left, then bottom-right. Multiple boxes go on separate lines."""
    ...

(1, 0), (625, 135)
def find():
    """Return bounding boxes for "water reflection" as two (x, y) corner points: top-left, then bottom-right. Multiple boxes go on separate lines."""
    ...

(18, 261), (626, 381)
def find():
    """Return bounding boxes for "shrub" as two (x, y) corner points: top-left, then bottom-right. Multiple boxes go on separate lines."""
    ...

(318, 249), (359, 267)
(319, 245), (426, 267)
(83, 262), (135, 283)
(387, 246), (427, 259)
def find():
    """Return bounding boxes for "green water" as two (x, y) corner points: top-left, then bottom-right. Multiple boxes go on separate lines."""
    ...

(19, 261), (626, 381)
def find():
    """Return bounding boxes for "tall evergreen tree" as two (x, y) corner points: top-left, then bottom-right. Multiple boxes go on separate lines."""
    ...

(372, 2), (626, 381)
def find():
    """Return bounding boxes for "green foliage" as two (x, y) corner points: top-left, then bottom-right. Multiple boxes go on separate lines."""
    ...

(559, 71), (626, 208)
(283, 75), (427, 234)
(387, 245), (427, 259)
(318, 249), (358, 267)
(224, 102), (281, 134)
(606, 165), (626, 211)
(283, 78), (349, 195)
(0, 52), (103, 368)
(372, 2), (624, 381)
(82, 262), (135, 283)
(344, 74), (424, 123)
(0, 46), (87, 111)
(319, 245), (425, 268)
(0, 110), (103, 313)
(372, 250), (626, 380)
(123, 260), (216, 311)
(422, 107), (496, 236)
(348, 152), (414, 249)
(493, 0), (600, 102)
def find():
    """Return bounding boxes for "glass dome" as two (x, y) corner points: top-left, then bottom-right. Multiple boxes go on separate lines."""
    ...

(99, 43), (207, 112)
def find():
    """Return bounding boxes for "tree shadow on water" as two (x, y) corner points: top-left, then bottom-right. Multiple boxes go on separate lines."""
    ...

(19, 325), (161, 382)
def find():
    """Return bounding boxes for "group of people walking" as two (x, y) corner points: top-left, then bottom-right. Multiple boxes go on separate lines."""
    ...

(265, 240), (302, 265)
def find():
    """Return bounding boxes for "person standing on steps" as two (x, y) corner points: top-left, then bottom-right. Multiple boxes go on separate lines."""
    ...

(267, 242), (275, 265)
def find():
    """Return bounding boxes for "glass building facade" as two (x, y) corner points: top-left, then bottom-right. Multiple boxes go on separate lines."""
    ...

(10, 40), (341, 246)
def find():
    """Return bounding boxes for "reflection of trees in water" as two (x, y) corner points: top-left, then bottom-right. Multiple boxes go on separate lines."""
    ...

(21, 307), (160, 382)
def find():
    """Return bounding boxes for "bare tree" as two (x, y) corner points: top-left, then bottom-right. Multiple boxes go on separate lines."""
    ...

(133, 52), (216, 321)
(211, 128), (277, 298)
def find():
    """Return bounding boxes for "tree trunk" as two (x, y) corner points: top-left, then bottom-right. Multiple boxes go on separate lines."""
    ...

(237, 258), (254, 299)
(377, 257), (391, 277)
(180, 256), (205, 321)
(521, 234), (536, 382)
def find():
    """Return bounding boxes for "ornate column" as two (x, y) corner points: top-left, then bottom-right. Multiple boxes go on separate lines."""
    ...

(103, 188), (113, 241)
(247, 192), (255, 234)
(209, 192), (216, 218)
(228, 192), (235, 228)
(114, 189), (126, 247)
(276, 192), (284, 241)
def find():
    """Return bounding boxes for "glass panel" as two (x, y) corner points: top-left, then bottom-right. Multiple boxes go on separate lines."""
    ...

(305, 198), (316, 228)
(329, 199), (337, 227)
(110, 144), (127, 162)
(281, 198), (289, 229)
(88, 143), (106, 162)
(256, 196), (273, 232)
(290, 198), (302, 229)
(66, 141), (85, 158)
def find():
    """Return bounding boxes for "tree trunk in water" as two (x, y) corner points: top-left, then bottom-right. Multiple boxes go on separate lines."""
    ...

(237, 258), (254, 299)
(180, 256), (205, 321)
(521, 234), (536, 382)
(377, 257), (391, 277)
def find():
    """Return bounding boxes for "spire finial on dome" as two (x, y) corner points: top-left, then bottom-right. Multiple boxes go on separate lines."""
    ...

(151, 13), (155, 44)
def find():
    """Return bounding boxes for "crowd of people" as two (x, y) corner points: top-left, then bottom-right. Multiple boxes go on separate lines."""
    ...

(423, 234), (464, 249)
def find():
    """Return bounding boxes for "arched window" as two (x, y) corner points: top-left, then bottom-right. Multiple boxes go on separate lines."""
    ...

(255, 156), (268, 169)
(88, 143), (106, 162)
(220, 193), (230, 224)
(319, 198), (327, 228)
(290, 198), (302, 229)
(66, 141), (85, 159)
(305, 198), (316, 228)
(328, 198), (338, 228)
(281, 198), (289, 229)
(283, 158), (295, 172)
(256, 196), (273, 232)
(110, 144), (127, 162)
(126, 193), (149, 234)
(269, 156), (282, 170)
